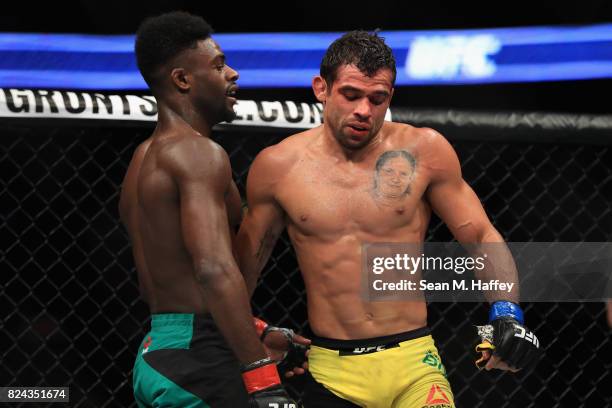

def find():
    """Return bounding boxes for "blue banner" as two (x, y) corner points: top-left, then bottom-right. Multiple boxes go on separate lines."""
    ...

(1, 24), (611, 89)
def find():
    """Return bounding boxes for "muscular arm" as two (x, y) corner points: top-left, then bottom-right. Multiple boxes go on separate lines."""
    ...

(167, 137), (266, 364)
(236, 146), (287, 297)
(424, 130), (518, 303)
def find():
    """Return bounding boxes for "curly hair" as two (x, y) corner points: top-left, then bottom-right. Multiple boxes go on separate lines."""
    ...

(320, 30), (396, 87)
(135, 11), (213, 88)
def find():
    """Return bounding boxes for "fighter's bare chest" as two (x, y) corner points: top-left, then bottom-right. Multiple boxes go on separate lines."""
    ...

(276, 150), (428, 235)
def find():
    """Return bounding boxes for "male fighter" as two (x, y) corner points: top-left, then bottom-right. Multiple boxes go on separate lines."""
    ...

(237, 31), (540, 407)
(119, 12), (296, 407)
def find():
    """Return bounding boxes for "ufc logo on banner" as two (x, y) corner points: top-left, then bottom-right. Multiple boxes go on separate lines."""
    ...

(268, 404), (296, 408)
(513, 324), (540, 348)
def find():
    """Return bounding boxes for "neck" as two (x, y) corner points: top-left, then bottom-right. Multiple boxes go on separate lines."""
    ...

(321, 124), (383, 162)
(156, 97), (214, 138)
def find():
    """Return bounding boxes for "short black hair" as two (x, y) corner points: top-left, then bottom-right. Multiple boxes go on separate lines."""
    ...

(320, 30), (396, 87)
(135, 11), (213, 88)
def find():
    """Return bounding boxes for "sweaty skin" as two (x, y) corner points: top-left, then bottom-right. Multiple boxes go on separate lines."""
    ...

(119, 38), (267, 364)
(238, 65), (518, 371)
(119, 128), (243, 314)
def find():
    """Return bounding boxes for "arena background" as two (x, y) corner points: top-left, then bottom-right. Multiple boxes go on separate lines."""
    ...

(2, 2), (612, 407)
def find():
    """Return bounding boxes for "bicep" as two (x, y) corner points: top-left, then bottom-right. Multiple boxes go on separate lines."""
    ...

(425, 135), (494, 243)
(167, 141), (236, 265)
(237, 150), (286, 265)
(239, 197), (285, 252)
(428, 177), (493, 242)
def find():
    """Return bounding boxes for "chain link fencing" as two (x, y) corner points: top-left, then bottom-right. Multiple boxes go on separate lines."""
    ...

(1, 109), (611, 407)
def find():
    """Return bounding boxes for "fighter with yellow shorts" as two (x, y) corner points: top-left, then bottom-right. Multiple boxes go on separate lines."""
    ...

(303, 327), (454, 408)
(236, 30), (540, 408)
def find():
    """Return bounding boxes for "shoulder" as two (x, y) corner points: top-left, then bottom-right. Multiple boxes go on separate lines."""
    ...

(385, 122), (455, 159)
(119, 138), (153, 221)
(121, 138), (153, 192)
(133, 137), (153, 161)
(160, 133), (230, 179)
(384, 122), (459, 179)
(250, 127), (313, 180)
(125, 138), (153, 180)
(383, 121), (448, 148)
(161, 131), (227, 162)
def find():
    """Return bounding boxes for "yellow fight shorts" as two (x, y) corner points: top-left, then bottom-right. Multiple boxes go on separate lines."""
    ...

(303, 327), (455, 408)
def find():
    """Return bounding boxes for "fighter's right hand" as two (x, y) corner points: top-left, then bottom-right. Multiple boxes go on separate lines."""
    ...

(242, 357), (297, 408)
(253, 317), (310, 378)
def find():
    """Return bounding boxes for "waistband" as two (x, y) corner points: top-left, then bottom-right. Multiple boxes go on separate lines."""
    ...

(312, 327), (431, 350)
(150, 313), (215, 330)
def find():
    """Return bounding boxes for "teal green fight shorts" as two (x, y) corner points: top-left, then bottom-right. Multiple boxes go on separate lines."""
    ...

(133, 314), (249, 407)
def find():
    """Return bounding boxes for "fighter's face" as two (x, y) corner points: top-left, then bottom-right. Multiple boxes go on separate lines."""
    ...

(186, 38), (239, 124)
(319, 65), (393, 150)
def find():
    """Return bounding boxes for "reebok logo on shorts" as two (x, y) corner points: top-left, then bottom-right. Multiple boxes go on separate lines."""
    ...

(421, 384), (452, 408)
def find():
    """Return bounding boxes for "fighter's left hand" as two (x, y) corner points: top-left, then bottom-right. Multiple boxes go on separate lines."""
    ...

(475, 317), (540, 371)
(475, 301), (540, 372)
(484, 354), (520, 372)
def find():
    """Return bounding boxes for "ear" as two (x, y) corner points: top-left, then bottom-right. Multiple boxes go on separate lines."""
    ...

(170, 67), (190, 92)
(312, 76), (327, 104)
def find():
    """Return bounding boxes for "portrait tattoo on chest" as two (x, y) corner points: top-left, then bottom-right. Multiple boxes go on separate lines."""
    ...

(371, 150), (417, 205)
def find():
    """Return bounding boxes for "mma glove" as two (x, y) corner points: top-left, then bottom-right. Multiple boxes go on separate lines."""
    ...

(254, 318), (309, 374)
(475, 301), (540, 370)
(241, 357), (297, 408)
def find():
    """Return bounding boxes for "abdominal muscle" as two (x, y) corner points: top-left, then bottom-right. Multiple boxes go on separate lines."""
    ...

(291, 231), (428, 340)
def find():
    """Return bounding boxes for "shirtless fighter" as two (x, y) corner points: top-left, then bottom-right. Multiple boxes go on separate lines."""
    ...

(237, 31), (540, 407)
(119, 12), (296, 407)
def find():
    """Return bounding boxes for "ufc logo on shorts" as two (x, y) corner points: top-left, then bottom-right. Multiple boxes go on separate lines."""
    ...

(353, 345), (386, 353)
(268, 404), (296, 408)
(513, 324), (540, 348)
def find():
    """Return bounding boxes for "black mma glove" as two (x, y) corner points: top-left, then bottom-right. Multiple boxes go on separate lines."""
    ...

(261, 324), (308, 374)
(475, 301), (540, 370)
(254, 318), (309, 376)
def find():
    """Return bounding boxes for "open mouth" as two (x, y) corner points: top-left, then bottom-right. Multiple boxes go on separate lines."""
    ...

(226, 85), (238, 98)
